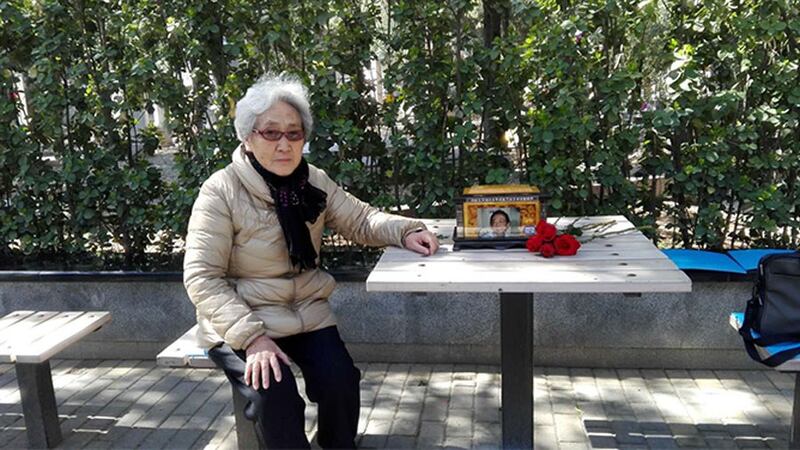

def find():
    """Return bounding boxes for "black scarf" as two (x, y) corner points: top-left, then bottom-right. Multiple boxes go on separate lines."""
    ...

(246, 152), (327, 271)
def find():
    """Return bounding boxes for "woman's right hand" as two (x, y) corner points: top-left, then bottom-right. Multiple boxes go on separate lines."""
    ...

(244, 334), (291, 390)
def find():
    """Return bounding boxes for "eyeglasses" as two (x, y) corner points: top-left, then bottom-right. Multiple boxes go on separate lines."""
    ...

(252, 129), (305, 142)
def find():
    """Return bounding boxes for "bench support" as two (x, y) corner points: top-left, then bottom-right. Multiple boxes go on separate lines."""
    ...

(231, 383), (261, 449)
(15, 361), (62, 448)
(500, 292), (533, 450)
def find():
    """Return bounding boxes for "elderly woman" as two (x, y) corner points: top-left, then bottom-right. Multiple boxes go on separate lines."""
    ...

(183, 74), (439, 449)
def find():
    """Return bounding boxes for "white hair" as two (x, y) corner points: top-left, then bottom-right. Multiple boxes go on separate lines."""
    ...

(234, 74), (313, 142)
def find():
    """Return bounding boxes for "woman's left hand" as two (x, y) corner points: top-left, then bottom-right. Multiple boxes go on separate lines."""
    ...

(404, 230), (439, 256)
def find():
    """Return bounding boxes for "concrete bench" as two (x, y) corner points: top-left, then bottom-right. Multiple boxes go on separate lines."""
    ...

(157, 325), (259, 449)
(730, 312), (800, 448)
(0, 310), (111, 448)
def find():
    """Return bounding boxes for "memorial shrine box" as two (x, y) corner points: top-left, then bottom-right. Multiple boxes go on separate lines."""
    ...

(453, 184), (545, 251)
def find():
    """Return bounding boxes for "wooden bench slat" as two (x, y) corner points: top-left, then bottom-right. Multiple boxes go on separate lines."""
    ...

(188, 355), (216, 368)
(0, 310), (37, 330)
(0, 311), (62, 362)
(15, 311), (83, 355)
(30, 311), (85, 333)
(14, 311), (112, 364)
(157, 325), (209, 367)
(157, 353), (189, 367)
(12, 311), (86, 358)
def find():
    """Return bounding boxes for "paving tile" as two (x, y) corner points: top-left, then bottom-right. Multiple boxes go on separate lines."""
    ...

(553, 413), (587, 443)
(674, 435), (709, 447)
(550, 394), (577, 415)
(695, 434), (736, 448)
(696, 422), (728, 432)
(765, 437), (790, 449)
(417, 421), (446, 447)
(385, 434), (416, 449)
(757, 422), (789, 435)
(370, 397), (399, 421)
(422, 396), (450, 421)
(390, 410), (420, 435)
(365, 418), (392, 435)
(669, 422), (701, 436)
(442, 435), (471, 449)
(612, 420), (646, 445)
(359, 432), (388, 449)
(3, 361), (800, 450)
(630, 401), (664, 423)
(557, 442), (590, 450)
(575, 400), (605, 419)
(533, 425), (557, 450)
(358, 407), (371, 434)
(199, 406), (236, 450)
(473, 421), (500, 445)
(740, 371), (781, 396)
(216, 427), (240, 450)
(474, 396), (499, 423)
(587, 433), (618, 448)
(733, 436), (769, 448)
(763, 371), (795, 393)
(646, 435), (679, 448)
(583, 418), (612, 434)
(445, 409), (473, 437)
(450, 385), (475, 410)
(727, 423), (762, 438)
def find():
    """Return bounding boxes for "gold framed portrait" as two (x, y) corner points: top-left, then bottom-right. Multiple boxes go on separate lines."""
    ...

(454, 184), (544, 250)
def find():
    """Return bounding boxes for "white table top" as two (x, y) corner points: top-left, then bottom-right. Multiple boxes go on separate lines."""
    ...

(366, 215), (692, 294)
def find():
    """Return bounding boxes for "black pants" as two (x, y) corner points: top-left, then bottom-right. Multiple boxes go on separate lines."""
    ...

(208, 326), (360, 450)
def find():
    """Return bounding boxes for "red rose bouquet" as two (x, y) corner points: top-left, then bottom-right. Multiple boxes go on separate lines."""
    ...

(526, 221), (581, 258)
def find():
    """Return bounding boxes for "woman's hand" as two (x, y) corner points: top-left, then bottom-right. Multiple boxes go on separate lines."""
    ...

(404, 230), (440, 256)
(244, 334), (291, 390)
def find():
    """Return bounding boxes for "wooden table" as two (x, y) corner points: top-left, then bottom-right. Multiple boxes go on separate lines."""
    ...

(0, 310), (111, 448)
(366, 215), (692, 449)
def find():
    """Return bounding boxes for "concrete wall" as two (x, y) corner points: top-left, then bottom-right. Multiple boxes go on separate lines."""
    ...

(0, 277), (759, 369)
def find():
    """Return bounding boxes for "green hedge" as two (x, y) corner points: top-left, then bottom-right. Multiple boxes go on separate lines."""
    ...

(1, 0), (798, 269)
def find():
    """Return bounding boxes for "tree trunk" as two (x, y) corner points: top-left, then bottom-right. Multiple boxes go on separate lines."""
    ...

(481, 0), (508, 151)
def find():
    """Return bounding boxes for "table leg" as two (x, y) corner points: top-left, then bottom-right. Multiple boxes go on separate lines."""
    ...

(15, 361), (63, 448)
(500, 292), (533, 450)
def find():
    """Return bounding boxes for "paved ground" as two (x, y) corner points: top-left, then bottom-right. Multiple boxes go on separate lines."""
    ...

(0, 361), (796, 449)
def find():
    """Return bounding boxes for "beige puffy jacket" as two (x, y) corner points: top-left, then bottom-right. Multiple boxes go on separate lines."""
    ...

(184, 146), (425, 350)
